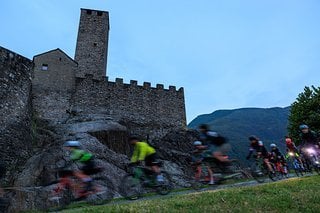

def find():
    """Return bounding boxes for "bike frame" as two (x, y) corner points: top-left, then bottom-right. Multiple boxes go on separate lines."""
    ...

(54, 174), (84, 198)
(274, 161), (286, 174)
(53, 170), (101, 199)
(131, 166), (158, 187)
(192, 163), (211, 182)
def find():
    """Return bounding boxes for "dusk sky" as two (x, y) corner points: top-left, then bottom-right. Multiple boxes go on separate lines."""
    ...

(1, 0), (320, 123)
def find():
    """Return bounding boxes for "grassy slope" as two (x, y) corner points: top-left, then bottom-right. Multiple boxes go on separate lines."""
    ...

(63, 175), (320, 213)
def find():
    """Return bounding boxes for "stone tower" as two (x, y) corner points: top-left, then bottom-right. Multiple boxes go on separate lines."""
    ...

(75, 8), (109, 79)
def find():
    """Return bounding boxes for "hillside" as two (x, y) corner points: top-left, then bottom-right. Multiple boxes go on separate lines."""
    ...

(188, 107), (290, 161)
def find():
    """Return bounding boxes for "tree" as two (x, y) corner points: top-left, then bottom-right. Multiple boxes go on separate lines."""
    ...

(288, 86), (320, 145)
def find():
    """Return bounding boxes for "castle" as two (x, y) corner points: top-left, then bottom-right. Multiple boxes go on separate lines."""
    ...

(31, 8), (186, 139)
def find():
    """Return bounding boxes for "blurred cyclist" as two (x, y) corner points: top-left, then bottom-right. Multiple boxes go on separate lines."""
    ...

(198, 124), (231, 163)
(285, 136), (299, 153)
(191, 141), (214, 184)
(63, 141), (95, 192)
(129, 136), (164, 183)
(299, 124), (319, 148)
(246, 135), (274, 173)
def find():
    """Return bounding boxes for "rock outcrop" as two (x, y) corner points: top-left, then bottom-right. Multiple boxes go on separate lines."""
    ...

(7, 113), (197, 211)
(0, 46), (196, 212)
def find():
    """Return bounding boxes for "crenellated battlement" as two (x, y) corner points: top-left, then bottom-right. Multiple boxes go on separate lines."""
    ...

(77, 74), (184, 93)
(29, 8), (187, 138)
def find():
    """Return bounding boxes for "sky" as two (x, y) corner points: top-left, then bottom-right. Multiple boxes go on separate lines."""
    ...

(1, 0), (320, 123)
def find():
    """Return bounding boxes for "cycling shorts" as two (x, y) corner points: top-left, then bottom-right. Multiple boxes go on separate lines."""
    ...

(145, 153), (158, 166)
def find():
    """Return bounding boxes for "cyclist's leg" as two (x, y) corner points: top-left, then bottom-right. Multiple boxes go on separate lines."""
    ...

(264, 158), (274, 173)
(205, 163), (214, 184)
(146, 153), (163, 182)
(212, 143), (231, 163)
(194, 164), (202, 180)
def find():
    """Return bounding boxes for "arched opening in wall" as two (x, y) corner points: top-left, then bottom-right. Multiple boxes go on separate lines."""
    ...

(88, 130), (131, 156)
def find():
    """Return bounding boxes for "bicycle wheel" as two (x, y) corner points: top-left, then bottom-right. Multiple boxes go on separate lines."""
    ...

(190, 164), (211, 190)
(48, 187), (73, 211)
(156, 171), (173, 195)
(268, 163), (278, 181)
(250, 161), (266, 183)
(119, 174), (143, 200)
(314, 166), (320, 174)
(273, 163), (284, 180)
(86, 177), (115, 205)
(292, 160), (304, 176)
(229, 160), (252, 179)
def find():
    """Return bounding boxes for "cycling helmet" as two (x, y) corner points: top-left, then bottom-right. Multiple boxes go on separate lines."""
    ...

(193, 141), (202, 146)
(64, 141), (80, 147)
(299, 124), (309, 130)
(270, 143), (277, 148)
(248, 135), (259, 141)
(285, 138), (292, 144)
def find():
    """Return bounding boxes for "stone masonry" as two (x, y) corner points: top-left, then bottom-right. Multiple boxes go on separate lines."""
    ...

(75, 8), (109, 79)
(73, 76), (186, 139)
(31, 8), (187, 139)
(0, 46), (33, 180)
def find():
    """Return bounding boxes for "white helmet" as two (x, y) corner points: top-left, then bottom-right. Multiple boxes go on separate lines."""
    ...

(64, 141), (80, 147)
(270, 143), (277, 148)
(193, 141), (202, 146)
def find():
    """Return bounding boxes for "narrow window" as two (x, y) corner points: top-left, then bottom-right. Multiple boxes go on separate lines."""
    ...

(87, 10), (92, 15)
(93, 43), (97, 47)
(97, 11), (103, 16)
(59, 57), (62, 61)
(41, 64), (48, 71)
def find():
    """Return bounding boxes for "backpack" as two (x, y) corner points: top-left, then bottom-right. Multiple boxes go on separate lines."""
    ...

(206, 132), (226, 146)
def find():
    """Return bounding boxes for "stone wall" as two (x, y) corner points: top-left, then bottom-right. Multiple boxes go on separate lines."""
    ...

(32, 49), (77, 125)
(0, 46), (33, 179)
(32, 89), (74, 125)
(73, 75), (186, 140)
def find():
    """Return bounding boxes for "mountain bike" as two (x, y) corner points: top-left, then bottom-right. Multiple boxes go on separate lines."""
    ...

(119, 163), (173, 200)
(273, 160), (289, 179)
(190, 157), (249, 190)
(249, 157), (277, 183)
(47, 166), (115, 210)
(302, 146), (320, 174)
(286, 152), (305, 176)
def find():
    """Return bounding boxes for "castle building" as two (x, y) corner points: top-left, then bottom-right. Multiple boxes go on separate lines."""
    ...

(32, 8), (186, 139)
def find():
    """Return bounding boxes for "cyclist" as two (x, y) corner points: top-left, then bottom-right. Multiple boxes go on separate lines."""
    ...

(269, 143), (287, 174)
(299, 124), (319, 148)
(270, 144), (285, 163)
(285, 137), (299, 153)
(198, 124), (231, 163)
(246, 135), (274, 173)
(299, 124), (319, 171)
(128, 136), (164, 183)
(285, 137), (304, 167)
(63, 141), (95, 192)
(191, 141), (214, 185)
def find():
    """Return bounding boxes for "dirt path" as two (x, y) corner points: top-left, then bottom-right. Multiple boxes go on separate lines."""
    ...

(107, 174), (300, 206)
